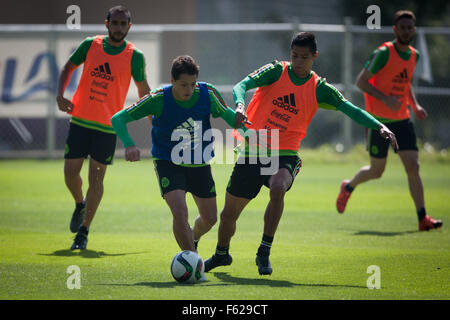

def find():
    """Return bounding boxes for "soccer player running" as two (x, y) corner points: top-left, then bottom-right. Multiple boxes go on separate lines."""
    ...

(336, 10), (443, 231)
(111, 55), (246, 253)
(204, 32), (398, 276)
(56, 6), (150, 250)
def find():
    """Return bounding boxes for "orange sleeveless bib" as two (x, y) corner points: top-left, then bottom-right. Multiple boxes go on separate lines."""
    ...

(365, 41), (416, 120)
(71, 35), (134, 127)
(244, 61), (319, 151)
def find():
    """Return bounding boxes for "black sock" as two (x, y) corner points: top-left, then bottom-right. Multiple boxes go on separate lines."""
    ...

(215, 245), (229, 256)
(345, 184), (354, 192)
(194, 240), (199, 250)
(76, 201), (85, 209)
(79, 225), (89, 235)
(257, 234), (273, 256)
(417, 208), (426, 221)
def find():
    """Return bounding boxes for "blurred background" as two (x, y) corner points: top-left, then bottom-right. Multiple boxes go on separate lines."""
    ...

(0, 0), (449, 158)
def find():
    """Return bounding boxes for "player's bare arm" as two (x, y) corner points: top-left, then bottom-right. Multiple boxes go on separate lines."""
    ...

(135, 79), (151, 99)
(356, 68), (401, 111)
(56, 60), (78, 112)
(409, 87), (428, 120)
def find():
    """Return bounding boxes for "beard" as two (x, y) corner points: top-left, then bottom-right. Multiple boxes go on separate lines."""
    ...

(396, 34), (413, 45)
(108, 30), (128, 43)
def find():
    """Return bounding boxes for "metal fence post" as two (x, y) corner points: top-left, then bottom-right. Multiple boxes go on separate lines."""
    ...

(47, 27), (57, 159)
(342, 17), (353, 151)
(292, 16), (301, 34)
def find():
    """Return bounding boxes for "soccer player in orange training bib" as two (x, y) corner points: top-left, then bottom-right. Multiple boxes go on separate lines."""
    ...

(336, 10), (442, 231)
(204, 32), (398, 275)
(56, 6), (150, 250)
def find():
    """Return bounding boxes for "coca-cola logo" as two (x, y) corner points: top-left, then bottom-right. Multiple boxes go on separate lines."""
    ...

(270, 109), (291, 123)
(91, 80), (109, 89)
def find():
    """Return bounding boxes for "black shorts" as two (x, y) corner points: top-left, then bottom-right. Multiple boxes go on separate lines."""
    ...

(153, 160), (216, 198)
(64, 123), (117, 165)
(367, 119), (418, 158)
(226, 156), (302, 200)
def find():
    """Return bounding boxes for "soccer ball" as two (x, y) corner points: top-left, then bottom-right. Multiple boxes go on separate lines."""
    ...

(170, 250), (205, 283)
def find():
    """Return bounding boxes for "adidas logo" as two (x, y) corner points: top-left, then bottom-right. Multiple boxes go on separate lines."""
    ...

(90, 62), (114, 81)
(174, 117), (202, 144)
(272, 93), (298, 114)
(176, 117), (200, 134)
(392, 68), (408, 84)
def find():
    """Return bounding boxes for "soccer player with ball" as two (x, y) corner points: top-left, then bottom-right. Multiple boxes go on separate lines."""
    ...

(112, 55), (247, 255)
(204, 32), (398, 275)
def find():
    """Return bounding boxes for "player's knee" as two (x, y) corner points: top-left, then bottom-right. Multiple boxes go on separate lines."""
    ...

(64, 165), (79, 179)
(220, 208), (238, 224)
(269, 183), (286, 202)
(202, 214), (217, 228)
(172, 209), (189, 223)
(371, 166), (385, 179)
(404, 161), (420, 176)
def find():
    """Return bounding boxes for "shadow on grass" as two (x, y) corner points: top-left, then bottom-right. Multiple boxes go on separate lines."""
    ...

(353, 230), (418, 237)
(100, 272), (366, 289)
(211, 272), (366, 289)
(38, 249), (147, 259)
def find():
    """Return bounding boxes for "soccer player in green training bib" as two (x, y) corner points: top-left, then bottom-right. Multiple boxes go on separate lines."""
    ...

(111, 55), (248, 256)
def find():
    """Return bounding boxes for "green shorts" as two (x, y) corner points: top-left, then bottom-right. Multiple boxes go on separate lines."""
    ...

(153, 160), (216, 198)
(64, 123), (116, 165)
(226, 155), (302, 200)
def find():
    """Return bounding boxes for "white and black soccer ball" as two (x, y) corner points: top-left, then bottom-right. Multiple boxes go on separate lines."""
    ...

(170, 250), (204, 283)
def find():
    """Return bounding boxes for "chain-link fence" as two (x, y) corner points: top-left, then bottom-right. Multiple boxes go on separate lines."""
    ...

(0, 22), (449, 158)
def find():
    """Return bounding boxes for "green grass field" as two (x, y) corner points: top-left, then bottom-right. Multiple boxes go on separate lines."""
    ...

(0, 147), (449, 300)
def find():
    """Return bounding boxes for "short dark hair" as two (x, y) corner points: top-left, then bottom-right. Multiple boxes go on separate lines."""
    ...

(106, 6), (131, 23)
(171, 55), (200, 80)
(394, 10), (416, 25)
(291, 32), (317, 54)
